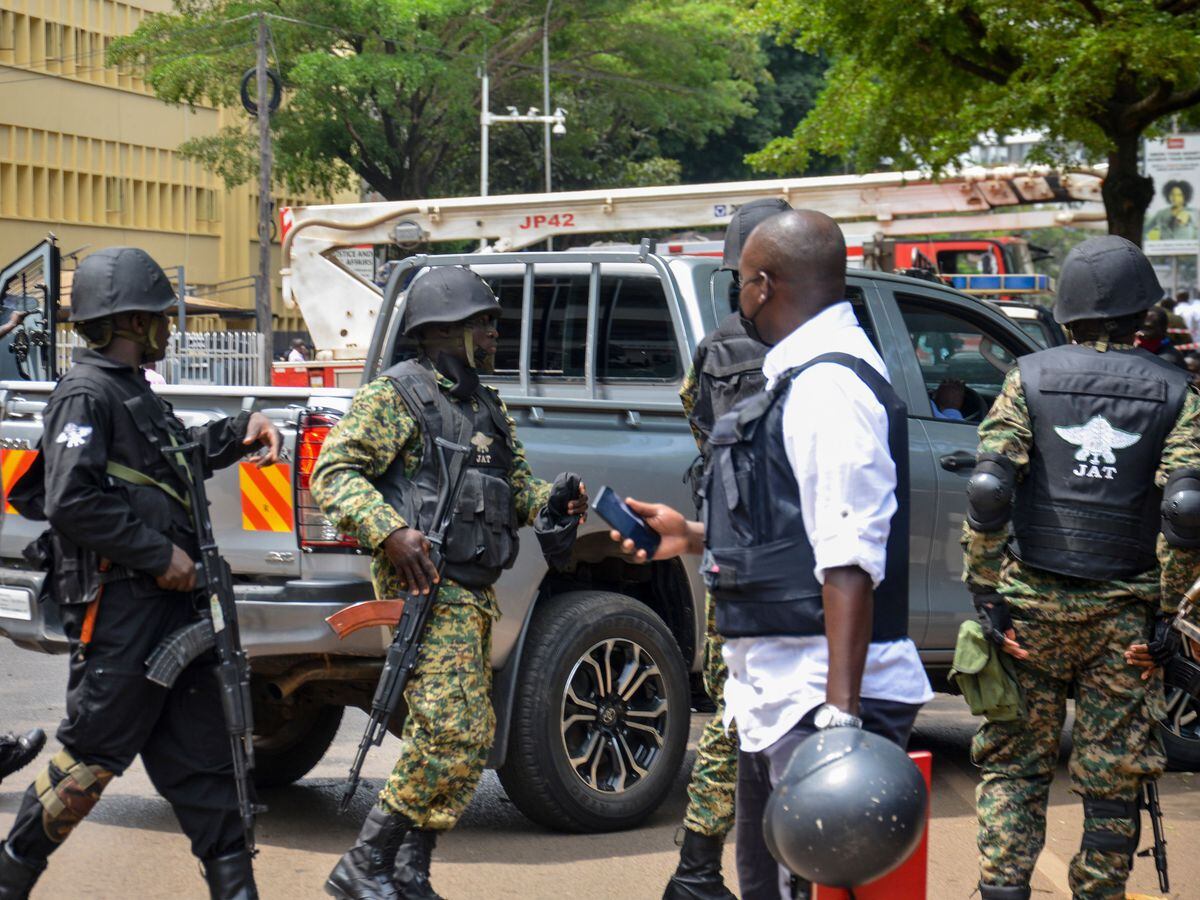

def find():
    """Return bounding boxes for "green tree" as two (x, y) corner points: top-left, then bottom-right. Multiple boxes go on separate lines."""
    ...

(744, 0), (1200, 243)
(111, 1), (762, 201)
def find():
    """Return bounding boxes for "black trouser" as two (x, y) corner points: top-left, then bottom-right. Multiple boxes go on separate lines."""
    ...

(7, 579), (244, 862)
(735, 697), (923, 900)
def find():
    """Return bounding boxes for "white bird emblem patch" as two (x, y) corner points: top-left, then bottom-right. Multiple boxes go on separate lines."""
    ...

(55, 423), (93, 449)
(1054, 415), (1141, 480)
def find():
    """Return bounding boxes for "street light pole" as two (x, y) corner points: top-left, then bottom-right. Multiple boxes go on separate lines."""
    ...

(255, 12), (274, 384)
(543, 0), (553, 195)
(480, 68), (490, 198)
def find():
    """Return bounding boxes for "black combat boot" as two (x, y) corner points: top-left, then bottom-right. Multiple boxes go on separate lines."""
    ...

(663, 829), (736, 900)
(978, 883), (1031, 900)
(202, 848), (259, 900)
(325, 806), (409, 900)
(0, 730), (45, 783)
(0, 842), (44, 900)
(392, 830), (443, 900)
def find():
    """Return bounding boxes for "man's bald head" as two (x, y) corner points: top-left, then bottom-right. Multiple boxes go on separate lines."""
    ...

(742, 209), (846, 300)
(736, 209), (848, 344)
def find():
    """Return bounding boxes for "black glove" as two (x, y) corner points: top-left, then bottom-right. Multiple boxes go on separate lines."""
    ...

(973, 592), (1013, 647)
(1147, 613), (1182, 667)
(536, 472), (583, 570)
(548, 472), (582, 519)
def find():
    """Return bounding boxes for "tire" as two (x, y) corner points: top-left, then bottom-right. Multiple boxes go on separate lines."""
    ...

(252, 703), (344, 788)
(1158, 645), (1200, 771)
(497, 590), (689, 832)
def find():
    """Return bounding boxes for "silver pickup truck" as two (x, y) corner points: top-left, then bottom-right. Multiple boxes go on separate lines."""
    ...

(1, 247), (1195, 835)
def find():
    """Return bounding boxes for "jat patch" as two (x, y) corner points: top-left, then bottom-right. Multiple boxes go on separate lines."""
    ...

(238, 462), (293, 532)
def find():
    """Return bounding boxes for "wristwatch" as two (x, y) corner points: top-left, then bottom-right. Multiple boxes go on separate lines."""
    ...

(813, 703), (863, 730)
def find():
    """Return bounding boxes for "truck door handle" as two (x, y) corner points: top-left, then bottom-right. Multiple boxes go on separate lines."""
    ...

(529, 406), (546, 424)
(939, 451), (977, 472)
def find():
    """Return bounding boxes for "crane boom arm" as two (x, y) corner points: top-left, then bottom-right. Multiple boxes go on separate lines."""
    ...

(282, 166), (1104, 357)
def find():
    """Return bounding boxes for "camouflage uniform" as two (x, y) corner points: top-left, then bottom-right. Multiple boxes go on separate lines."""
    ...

(678, 366), (738, 839)
(312, 375), (549, 830)
(963, 345), (1200, 898)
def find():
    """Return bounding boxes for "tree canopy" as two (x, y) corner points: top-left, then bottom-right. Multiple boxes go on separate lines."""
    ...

(111, 0), (764, 201)
(745, 0), (1200, 242)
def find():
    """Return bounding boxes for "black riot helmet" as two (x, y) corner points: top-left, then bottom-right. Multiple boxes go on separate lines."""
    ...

(721, 198), (792, 270)
(68, 247), (177, 323)
(763, 727), (927, 888)
(401, 266), (501, 337)
(1053, 235), (1161, 325)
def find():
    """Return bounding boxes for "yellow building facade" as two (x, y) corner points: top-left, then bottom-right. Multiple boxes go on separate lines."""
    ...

(0, 0), (337, 333)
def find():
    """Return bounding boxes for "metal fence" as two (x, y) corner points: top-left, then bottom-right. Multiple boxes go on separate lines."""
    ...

(57, 330), (265, 387)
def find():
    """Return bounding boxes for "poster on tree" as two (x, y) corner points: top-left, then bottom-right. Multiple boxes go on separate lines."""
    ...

(1144, 135), (1200, 256)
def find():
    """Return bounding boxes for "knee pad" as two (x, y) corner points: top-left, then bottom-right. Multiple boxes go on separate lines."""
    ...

(967, 454), (1016, 532)
(1080, 796), (1140, 862)
(33, 749), (113, 843)
(1162, 469), (1200, 547)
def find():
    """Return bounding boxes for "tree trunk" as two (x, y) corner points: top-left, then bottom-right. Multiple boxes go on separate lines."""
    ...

(1103, 131), (1154, 246)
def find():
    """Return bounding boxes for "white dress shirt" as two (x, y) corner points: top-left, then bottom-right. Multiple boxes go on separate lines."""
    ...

(722, 301), (932, 752)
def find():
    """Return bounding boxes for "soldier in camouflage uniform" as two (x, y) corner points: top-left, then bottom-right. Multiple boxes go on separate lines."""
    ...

(665, 199), (789, 900)
(312, 267), (586, 900)
(963, 236), (1200, 900)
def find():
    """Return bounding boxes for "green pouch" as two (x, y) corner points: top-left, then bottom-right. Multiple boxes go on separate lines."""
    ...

(948, 619), (1025, 722)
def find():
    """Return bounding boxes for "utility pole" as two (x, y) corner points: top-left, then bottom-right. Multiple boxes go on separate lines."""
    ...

(480, 67), (490, 198)
(543, 0), (553, 250)
(255, 13), (274, 384)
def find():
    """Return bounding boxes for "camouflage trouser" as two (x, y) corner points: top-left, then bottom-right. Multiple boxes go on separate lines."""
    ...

(682, 591), (738, 838)
(973, 602), (1164, 899)
(378, 590), (495, 831)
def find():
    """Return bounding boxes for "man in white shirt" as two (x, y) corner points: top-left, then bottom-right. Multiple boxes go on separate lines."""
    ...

(614, 210), (931, 900)
(288, 338), (309, 362)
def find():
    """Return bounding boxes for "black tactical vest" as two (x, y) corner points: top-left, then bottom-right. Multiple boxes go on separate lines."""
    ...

(371, 359), (520, 588)
(689, 313), (768, 449)
(1013, 344), (1189, 580)
(704, 353), (909, 641)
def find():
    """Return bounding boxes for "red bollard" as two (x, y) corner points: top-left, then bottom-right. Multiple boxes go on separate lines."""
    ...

(813, 751), (932, 900)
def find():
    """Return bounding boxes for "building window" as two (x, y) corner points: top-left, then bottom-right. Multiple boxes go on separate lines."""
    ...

(197, 188), (220, 222)
(104, 176), (127, 213)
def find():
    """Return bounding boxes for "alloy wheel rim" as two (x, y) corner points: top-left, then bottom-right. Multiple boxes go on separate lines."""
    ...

(559, 638), (669, 794)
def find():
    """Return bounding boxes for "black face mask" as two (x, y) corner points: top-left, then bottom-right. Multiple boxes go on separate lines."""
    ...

(738, 290), (771, 346)
(434, 351), (479, 399)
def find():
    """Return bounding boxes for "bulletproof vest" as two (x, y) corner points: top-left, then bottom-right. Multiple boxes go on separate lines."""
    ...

(1013, 344), (1189, 580)
(371, 359), (519, 588)
(704, 353), (909, 641)
(689, 313), (768, 449)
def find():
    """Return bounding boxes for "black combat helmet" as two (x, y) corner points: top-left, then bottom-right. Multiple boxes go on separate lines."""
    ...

(68, 247), (177, 323)
(401, 266), (501, 337)
(763, 727), (927, 888)
(721, 197), (792, 270)
(1053, 235), (1161, 325)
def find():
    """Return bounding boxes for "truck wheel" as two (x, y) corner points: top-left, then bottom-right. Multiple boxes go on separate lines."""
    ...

(252, 703), (344, 788)
(497, 590), (689, 832)
(1158, 647), (1200, 772)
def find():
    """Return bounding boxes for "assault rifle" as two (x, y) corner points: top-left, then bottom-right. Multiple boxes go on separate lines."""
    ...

(144, 441), (262, 854)
(327, 436), (472, 813)
(1138, 780), (1169, 893)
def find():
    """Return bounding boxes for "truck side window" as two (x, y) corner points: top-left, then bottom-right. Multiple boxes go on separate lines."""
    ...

(896, 294), (1019, 423)
(600, 275), (681, 381)
(488, 272), (680, 382)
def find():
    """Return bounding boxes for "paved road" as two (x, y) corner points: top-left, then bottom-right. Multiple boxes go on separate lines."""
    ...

(0, 644), (1194, 899)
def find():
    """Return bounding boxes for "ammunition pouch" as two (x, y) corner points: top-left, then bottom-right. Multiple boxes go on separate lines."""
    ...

(24, 530), (121, 607)
(441, 468), (519, 588)
(33, 749), (113, 843)
(1080, 796), (1140, 860)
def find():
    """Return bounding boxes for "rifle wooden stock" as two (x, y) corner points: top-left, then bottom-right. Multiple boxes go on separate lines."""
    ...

(326, 599), (407, 638)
